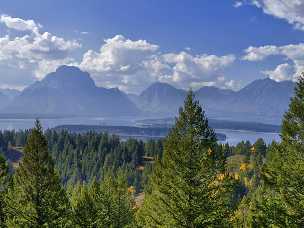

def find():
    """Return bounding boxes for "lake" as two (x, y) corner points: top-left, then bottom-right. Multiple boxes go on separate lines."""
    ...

(0, 117), (281, 146)
(216, 129), (280, 145)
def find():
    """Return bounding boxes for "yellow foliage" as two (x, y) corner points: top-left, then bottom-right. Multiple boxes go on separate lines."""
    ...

(128, 186), (136, 194)
(239, 163), (248, 172)
(251, 146), (256, 153)
(217, 173), (225, 181)
(207, 148), (212, 156)
(234, 173), (240, 180)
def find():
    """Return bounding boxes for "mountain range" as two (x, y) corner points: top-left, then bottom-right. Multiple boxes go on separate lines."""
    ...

(131, 78), (294, 124)
(0, 65), (295, 124)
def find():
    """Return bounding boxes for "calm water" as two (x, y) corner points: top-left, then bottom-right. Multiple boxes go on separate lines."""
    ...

(0, 118), (280, 146)
(216, 129), (280, 145)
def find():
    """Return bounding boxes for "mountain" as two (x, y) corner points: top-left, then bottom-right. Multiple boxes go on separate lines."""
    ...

(136, 78), (295, 124)
(0, 89), (20, 110)
(231, 78), (294, 122)
(5, 66), (139, 117)
(132, 82), (186, 115)
(0, 92), (10, 109)
(1, 66), (295, 124)
(0, 88), (21, 101)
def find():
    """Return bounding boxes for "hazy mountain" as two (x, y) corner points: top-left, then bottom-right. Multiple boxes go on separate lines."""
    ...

(230, 78), (294, 122)
(135, 78), (295, 124)
(0, 88), (21, 101)
(5, 66), (139, 117)
(0, 92), (10, 109)
(132, 82), (186, 115)
(1, 65), (295, 124)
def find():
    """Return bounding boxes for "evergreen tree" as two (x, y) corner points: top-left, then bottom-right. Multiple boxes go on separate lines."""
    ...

(69, 181), (99, 227)
(70, 170), (134, 228)
(137, 91), (237, 227)
(95, 170), (135, 227)
(0, 154), (9, 227)
(235, 75), (304, 227)
(4, 120), (72, 227)
(261, 76), (304, 226)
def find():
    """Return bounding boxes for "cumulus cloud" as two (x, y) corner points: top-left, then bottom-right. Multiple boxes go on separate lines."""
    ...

(80, 35), (236, 93)
(263, 63), (295, 81)
(147, 52), (235, 89)
(0, 15), (81, 80)
(80, 35), (158, 74)
(235, 0), (304, 30)
(0, 16), (236, 92)
(243, 43), (304, 81)
(0, 15), (41, 34)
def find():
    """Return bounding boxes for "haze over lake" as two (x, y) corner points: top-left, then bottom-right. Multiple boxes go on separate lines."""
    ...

(0, 117), (280, 145)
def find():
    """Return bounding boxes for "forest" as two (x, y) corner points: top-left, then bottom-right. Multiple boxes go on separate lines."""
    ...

(0, 77), (304, 227)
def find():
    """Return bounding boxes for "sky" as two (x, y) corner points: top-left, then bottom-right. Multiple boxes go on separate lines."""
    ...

(0, 0), (304, 94)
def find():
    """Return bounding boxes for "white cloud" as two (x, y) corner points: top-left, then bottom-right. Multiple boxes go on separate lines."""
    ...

(234, 1), (244, 8)
(263, 63), (295, 81)
(243, 43), (304, 81)
(0, 15), (41, 34)
(0, 16), (237, 92)
(80, 35), (236, 93)
(242, 45), (280, 61)
(0, 15), (81, 81)
(190, 76), (241, 91)
(235, 0), (304, 30)
(80, 35), (158, 74)
(149, 52), (236, 89)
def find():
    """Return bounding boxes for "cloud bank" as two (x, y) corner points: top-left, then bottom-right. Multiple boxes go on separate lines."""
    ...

(243, 43), (304, 81)
(0, 15), (81, 80)
(80, 35), (236, 93)
(0, 15), (238, 93)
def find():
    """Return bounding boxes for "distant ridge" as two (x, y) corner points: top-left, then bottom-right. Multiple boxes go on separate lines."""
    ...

(130, 78), (295, 124)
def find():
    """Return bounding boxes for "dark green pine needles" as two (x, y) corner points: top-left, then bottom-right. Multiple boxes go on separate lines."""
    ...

(137, 91), (238, 227)
(4, 120), (72, 227)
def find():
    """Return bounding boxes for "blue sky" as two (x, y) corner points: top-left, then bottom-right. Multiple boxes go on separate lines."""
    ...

(0, 0), (304, 93)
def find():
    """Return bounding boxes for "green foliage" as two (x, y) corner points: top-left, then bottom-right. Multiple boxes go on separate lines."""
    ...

(3, 78), (304, 227)
(234, 75), (304, 227)
(70, 170), (135, 227)
(0, 154), (9, 227)
(137, 91), (238, 227)
(4, 120), (72, 227)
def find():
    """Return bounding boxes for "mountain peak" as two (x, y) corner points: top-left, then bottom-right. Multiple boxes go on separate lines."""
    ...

(6, 65), (138, 116)
(141, 82), (184, 96)
(146, 82), (176, 90)
(55, 65), (85, 75)
(40, 65), (96, 90)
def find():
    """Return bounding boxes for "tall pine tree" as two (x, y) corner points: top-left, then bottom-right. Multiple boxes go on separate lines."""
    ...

(4, 120), (72, 227)
(137, 91), (237, 227)
(234, 75), (304, 227)
(0, 154), (9, 227)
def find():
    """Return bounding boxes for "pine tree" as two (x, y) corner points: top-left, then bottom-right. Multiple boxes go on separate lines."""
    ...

(95, 170), (135, 227)
(235, 75), (304, 227)
(137, 91), (237, 227)
(0, 154), (9, 227)
(4, 120), (72, 227)
(69, 181), (99, 227)
(70, 170), (134, 227)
